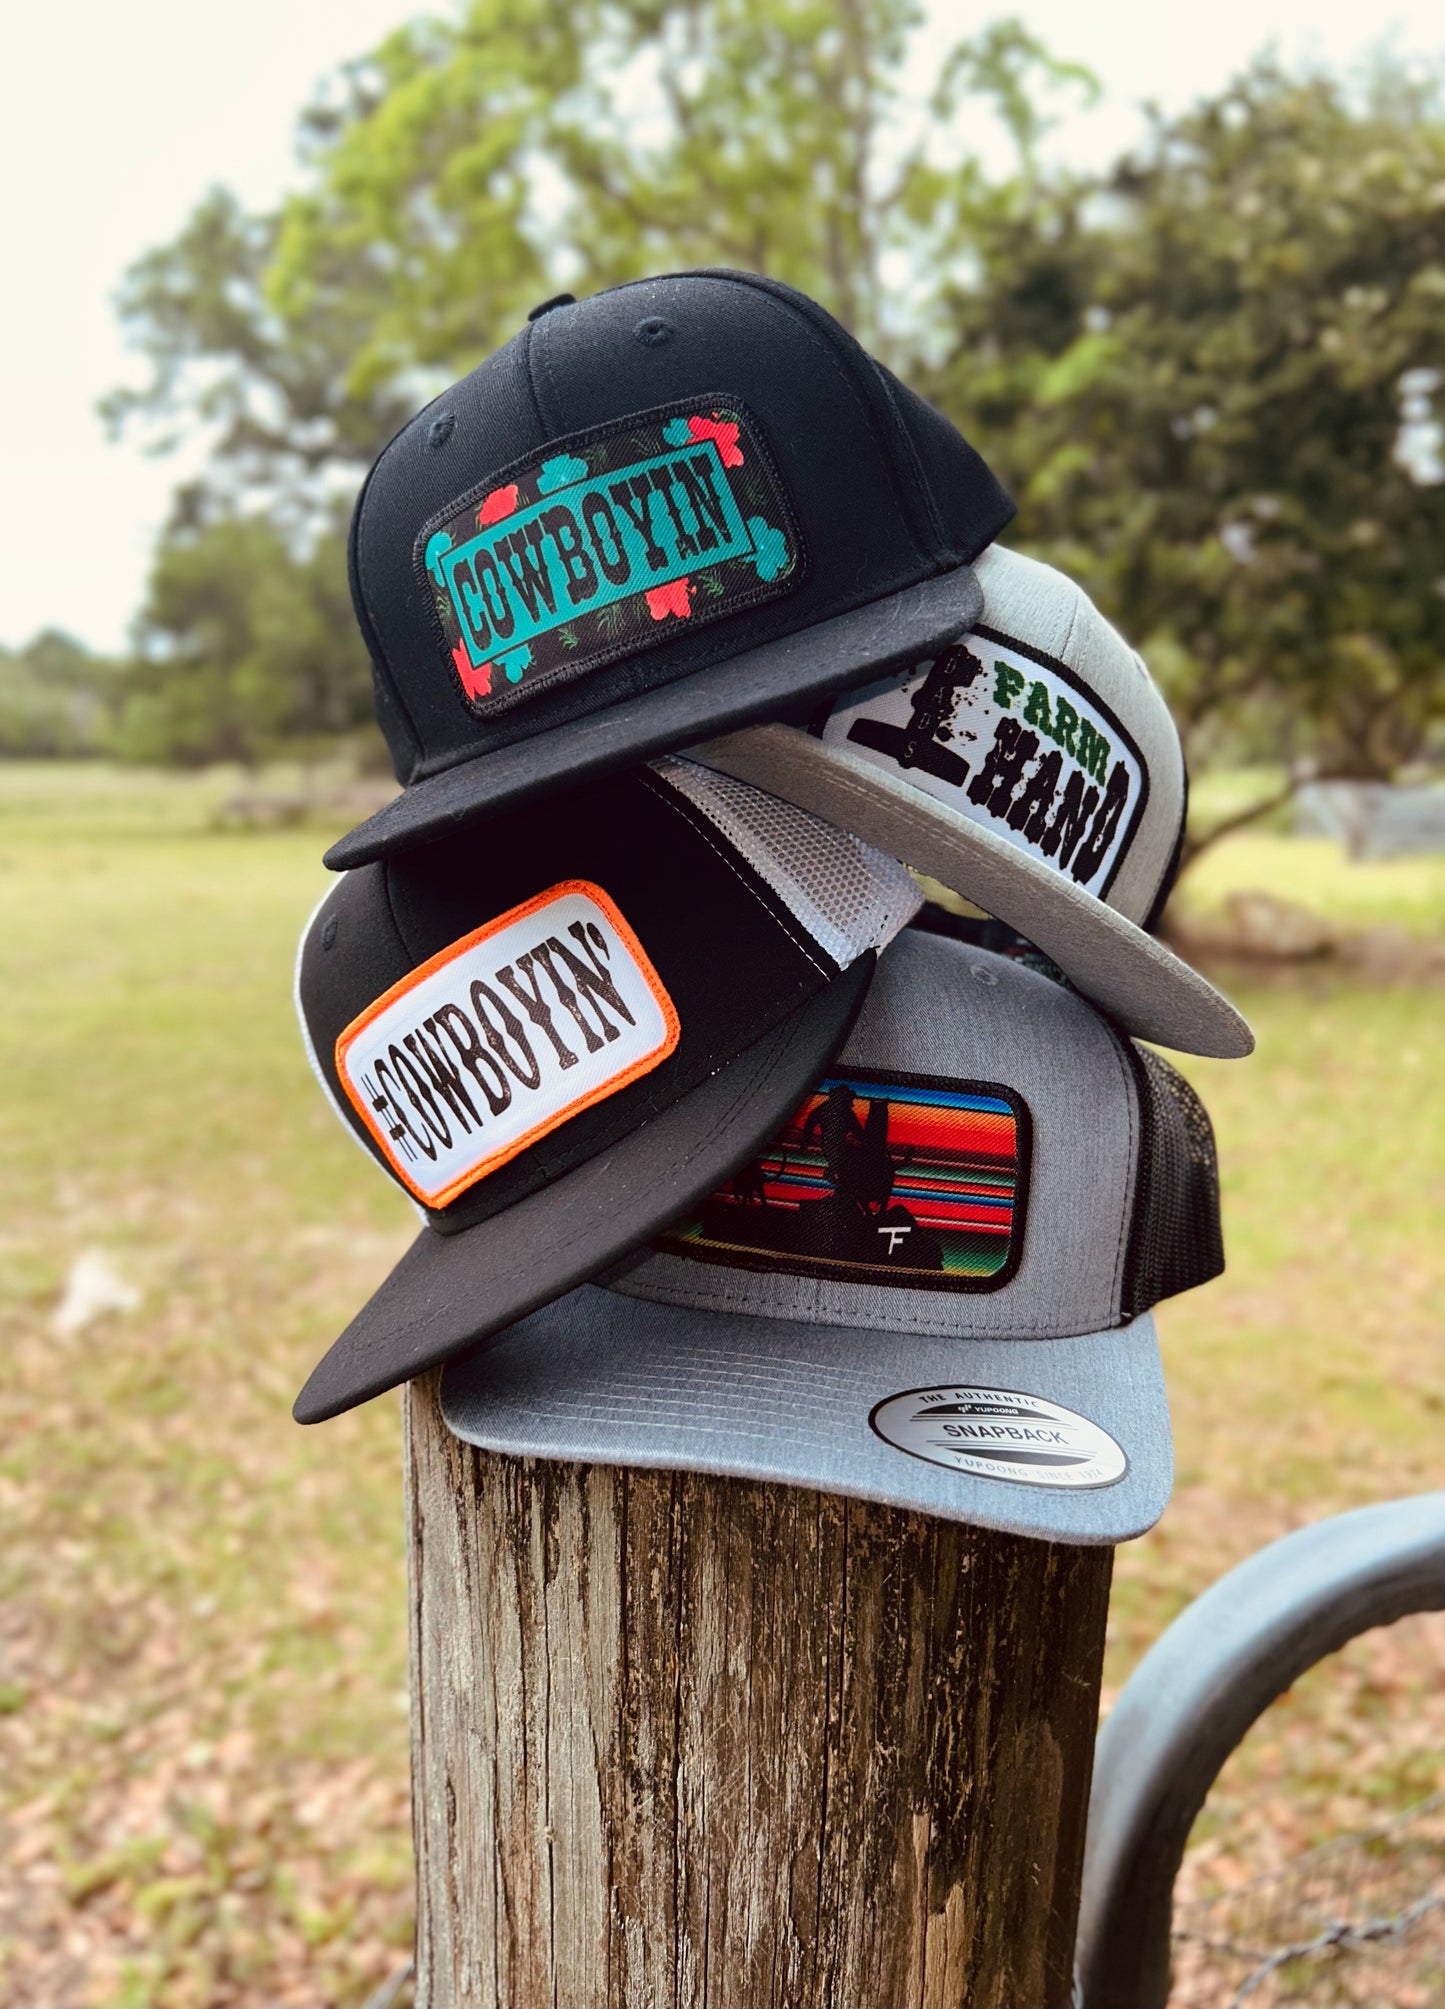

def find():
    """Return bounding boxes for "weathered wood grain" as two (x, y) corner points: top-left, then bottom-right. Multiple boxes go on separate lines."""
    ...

(405, 1369), (1112, 2009)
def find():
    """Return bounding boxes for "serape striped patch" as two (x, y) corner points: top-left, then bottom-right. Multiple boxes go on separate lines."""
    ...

(658, 1070), (1029, 1292)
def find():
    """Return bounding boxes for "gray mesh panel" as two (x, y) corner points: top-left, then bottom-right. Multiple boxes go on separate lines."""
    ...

(652, 755), (921, 965)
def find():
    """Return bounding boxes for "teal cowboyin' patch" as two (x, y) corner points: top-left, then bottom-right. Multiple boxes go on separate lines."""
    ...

(416, 400), (802, 716)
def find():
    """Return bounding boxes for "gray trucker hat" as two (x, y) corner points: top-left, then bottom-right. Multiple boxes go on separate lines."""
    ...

(688, 543), (1252, 1061)
(442, 927), (1226, 1544)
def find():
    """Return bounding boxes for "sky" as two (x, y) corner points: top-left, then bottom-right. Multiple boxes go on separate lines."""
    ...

(2, 0), (1443, 654)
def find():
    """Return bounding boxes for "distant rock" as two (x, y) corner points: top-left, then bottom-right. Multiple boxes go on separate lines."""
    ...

(1168, 891), (1445, 980)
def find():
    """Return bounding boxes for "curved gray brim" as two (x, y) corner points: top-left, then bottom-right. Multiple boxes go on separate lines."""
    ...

(324, 569), (984, 871)
(691, 725), (1252, 1060)
(440, 1286), (1172, 1546)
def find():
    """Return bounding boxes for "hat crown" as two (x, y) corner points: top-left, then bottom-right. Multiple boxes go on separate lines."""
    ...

(348, 270), (1013, 787)
(611, 928), (1222, 1339)
(296, 761), (918, 1226)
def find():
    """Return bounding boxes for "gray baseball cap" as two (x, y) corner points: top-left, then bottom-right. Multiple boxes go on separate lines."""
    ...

(442, 927), (1225, 1544)
(687, 543), (1252, 1060)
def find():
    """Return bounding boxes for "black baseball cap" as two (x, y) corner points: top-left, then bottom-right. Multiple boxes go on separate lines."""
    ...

(324, 269), (1015, 871)
(293, 759), (923, 1421)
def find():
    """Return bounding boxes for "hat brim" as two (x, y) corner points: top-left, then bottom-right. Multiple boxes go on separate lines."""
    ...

(324, 569), (983, 871)
(293, 953), (873, 1423)
(689, 725), (1252, 1059)
(439, 1286), (1171, 1546)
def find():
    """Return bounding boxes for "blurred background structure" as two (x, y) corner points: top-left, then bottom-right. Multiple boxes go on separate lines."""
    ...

(1, 3), (1444, 2005)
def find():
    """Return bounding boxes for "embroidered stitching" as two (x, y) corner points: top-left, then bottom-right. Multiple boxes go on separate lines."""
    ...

(414, 397), (804, 721)
(827, 623), (1152, 901)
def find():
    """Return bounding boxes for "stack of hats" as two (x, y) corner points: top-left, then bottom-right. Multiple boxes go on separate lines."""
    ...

(293, 271), (1251, 1549)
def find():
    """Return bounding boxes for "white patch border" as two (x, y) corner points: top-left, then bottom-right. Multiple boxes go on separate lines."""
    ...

(869, 1382), (1129, 1491)
(335, 879), (680, 1209)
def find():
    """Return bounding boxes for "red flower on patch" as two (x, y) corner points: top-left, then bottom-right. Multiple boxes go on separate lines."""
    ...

(646, 578), (693, 622)
(477, 484), (519, 527)
(453, 641), (492, 698)
(686, 415), (743, 466)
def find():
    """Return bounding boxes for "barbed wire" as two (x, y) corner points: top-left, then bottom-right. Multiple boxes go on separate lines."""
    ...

(1170, 1786), (1445, 2007)
(1180, 1785), (1445, 1901)
(360, 1957), (414, 2009)
(1174, 1892), (1445, 2008)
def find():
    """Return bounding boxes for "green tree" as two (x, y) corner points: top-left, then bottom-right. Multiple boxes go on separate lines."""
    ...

(103, 186), (422, 517)
(109, 6), (1445, 823)
(106, 0), (1085, 773)
(0, 632), (120, 758)
(116, 512), (373, 766)
(107, 0), (1085, 519)
(932, 58), (1445, 840)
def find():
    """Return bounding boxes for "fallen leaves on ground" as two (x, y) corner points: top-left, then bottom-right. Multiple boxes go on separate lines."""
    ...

(3, 775), (1443, 2005)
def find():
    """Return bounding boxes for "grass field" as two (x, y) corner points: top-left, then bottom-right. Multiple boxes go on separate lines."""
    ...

(2, 764), (1443, 2006)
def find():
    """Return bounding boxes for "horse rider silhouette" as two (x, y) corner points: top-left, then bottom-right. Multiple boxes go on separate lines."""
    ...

(801, 1083), (897, 1214)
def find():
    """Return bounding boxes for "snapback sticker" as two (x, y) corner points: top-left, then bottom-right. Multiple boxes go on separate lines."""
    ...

(870, 1386), (1127, 1488)
(336, 882), (679, 1209)
(818, 628), (1146, 898)
(418, 399), (801, 718)
(656, 1071), (1029, 1292)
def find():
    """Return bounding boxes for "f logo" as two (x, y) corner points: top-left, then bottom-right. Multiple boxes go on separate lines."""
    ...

(878, 1224), (911, 1254)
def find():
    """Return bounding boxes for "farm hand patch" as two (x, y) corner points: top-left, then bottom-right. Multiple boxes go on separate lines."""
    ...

(335, 882), (679, 1208)
(417, 400), (801, 717)
(819, 626), (1146, 898)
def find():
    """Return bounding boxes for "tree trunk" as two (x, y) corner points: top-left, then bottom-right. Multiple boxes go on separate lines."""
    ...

(404, 1369), (1112, 2009)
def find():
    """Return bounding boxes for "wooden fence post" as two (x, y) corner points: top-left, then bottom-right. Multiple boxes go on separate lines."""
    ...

(404, 1369), (1113, 2009)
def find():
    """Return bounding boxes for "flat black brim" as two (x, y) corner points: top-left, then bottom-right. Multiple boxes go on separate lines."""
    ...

(293, 954), (874, 1423)
(324, 569), (983, 870)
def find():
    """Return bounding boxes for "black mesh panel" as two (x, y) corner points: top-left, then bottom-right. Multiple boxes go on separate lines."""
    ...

(1120, 1044), (1224, 1317)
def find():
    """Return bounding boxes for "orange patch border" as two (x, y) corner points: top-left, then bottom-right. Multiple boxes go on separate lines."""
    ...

(335, 878), (681, 1209)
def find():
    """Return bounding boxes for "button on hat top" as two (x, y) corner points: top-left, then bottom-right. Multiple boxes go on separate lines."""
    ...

(326, 271), (1014, 870)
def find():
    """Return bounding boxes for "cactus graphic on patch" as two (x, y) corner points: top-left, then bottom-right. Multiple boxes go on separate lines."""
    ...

(416, 398), (803, 717)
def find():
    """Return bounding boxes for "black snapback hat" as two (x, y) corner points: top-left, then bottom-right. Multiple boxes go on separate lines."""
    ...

(325, 269), (1015, 870)
(294, 759), (923, 1421)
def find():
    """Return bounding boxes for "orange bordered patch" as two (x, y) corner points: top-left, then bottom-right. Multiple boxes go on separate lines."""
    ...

(336, 880), (679, 1208)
